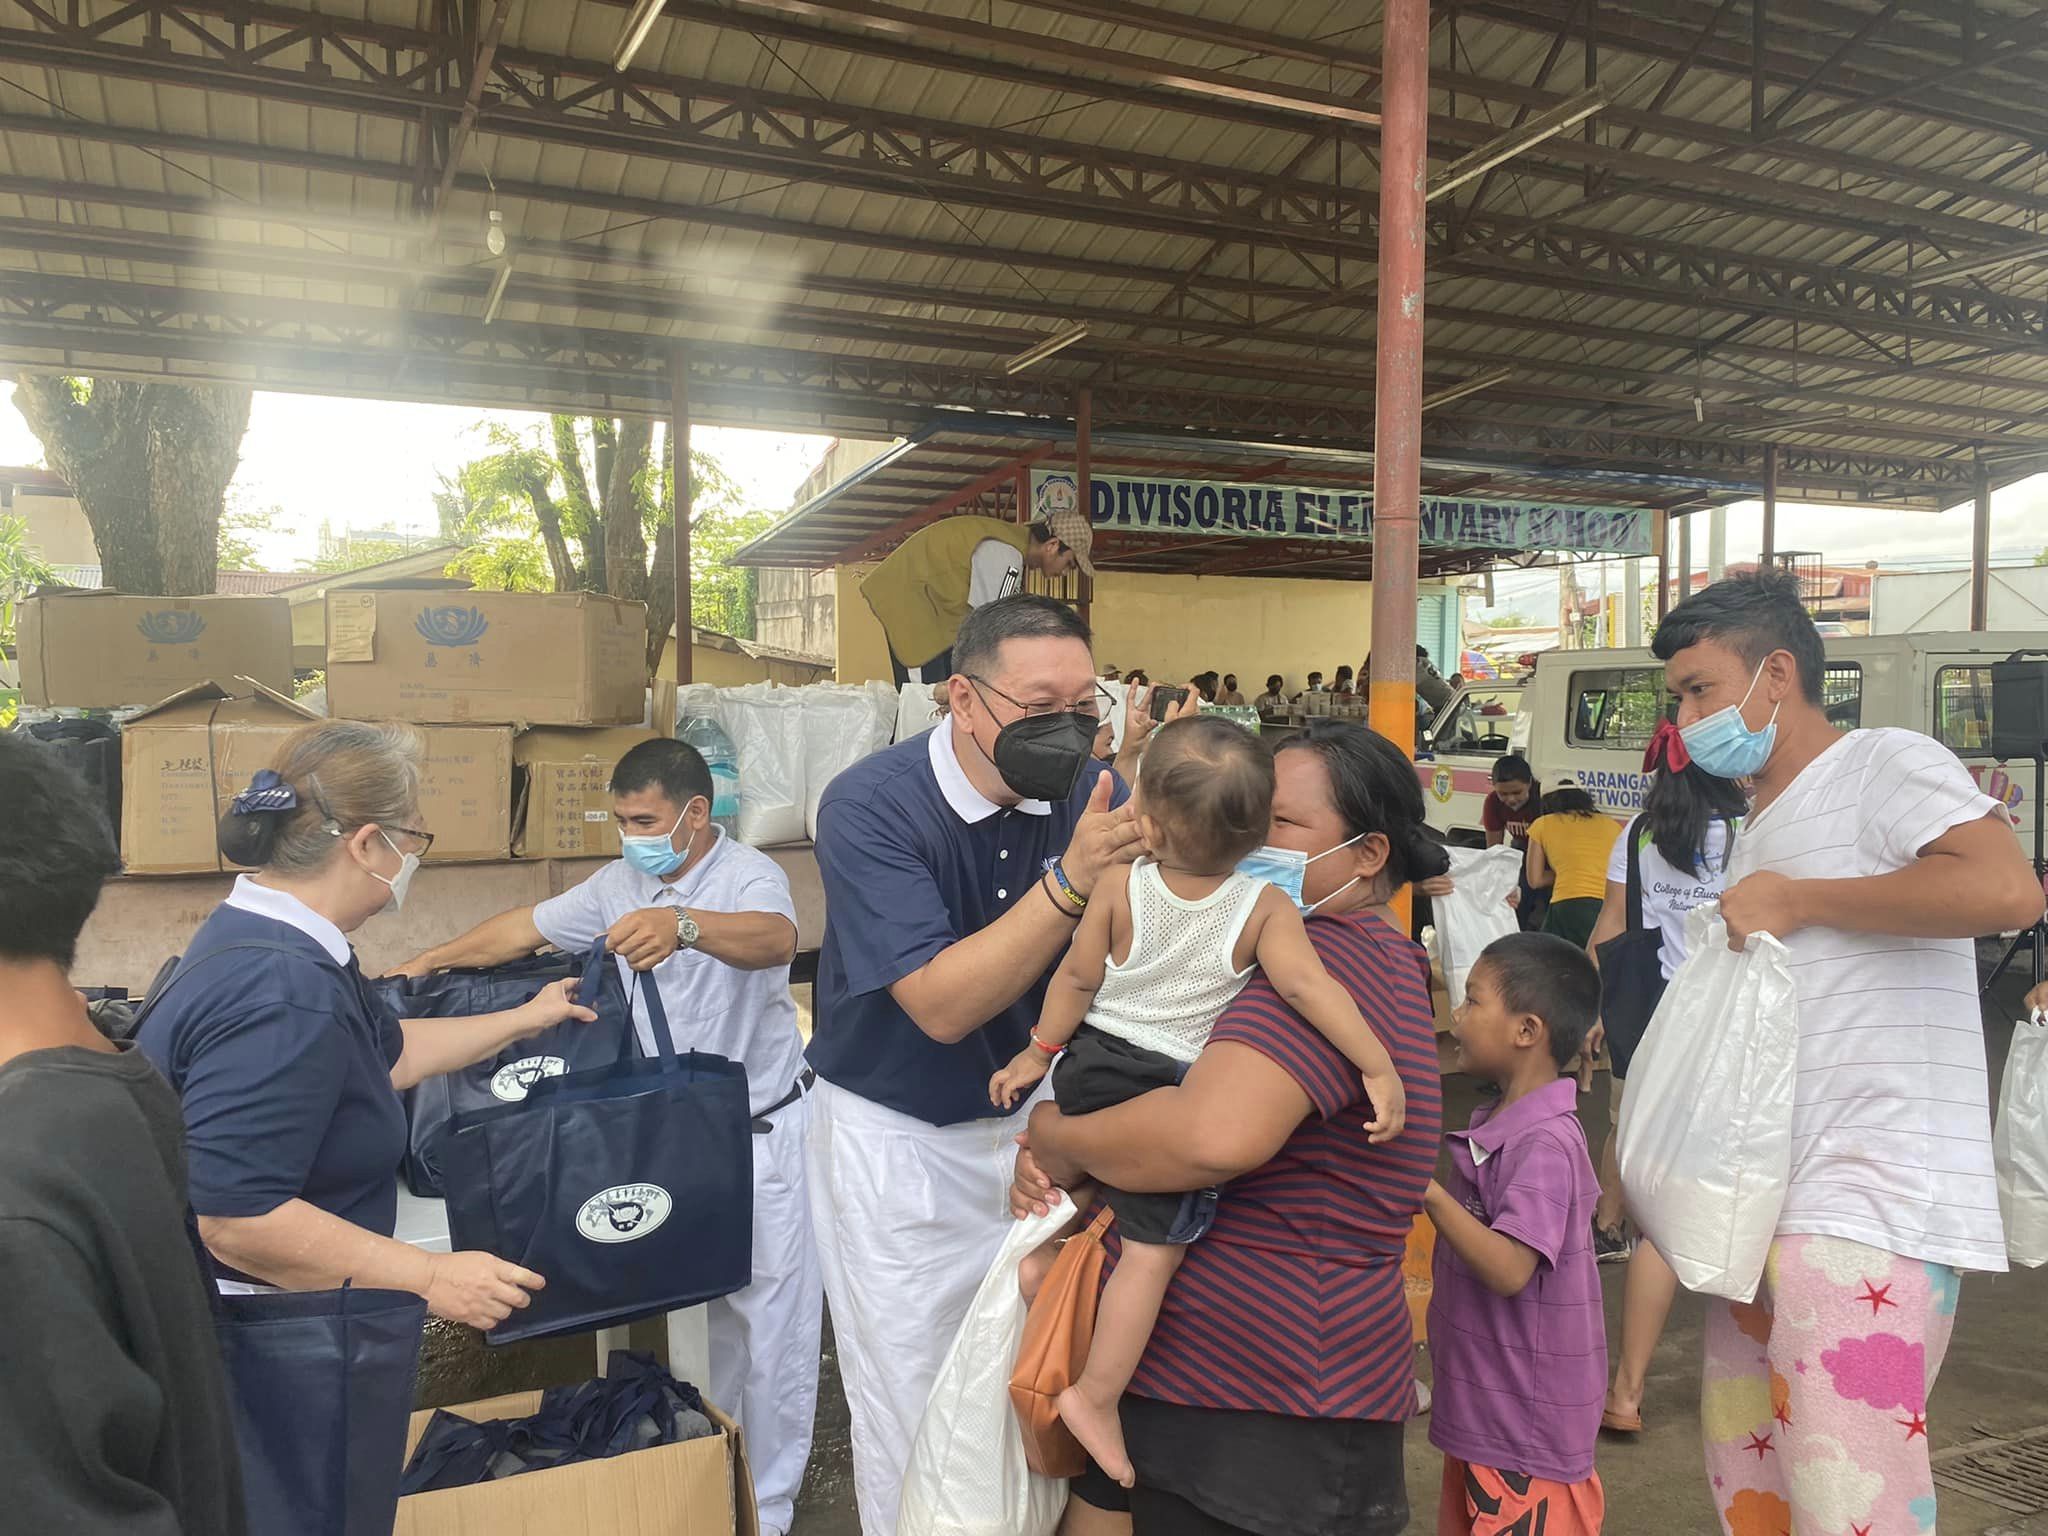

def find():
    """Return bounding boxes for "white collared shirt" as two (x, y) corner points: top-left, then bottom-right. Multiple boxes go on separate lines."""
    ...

(222, 875), (352, 966)
(533, 829), (805, 1115)
(925, 714), (1051, 822)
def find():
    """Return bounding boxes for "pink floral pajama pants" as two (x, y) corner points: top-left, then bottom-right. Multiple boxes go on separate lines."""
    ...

(1701, 1234), (1962, 1536)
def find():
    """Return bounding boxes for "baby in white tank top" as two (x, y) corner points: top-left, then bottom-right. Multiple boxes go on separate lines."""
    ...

(988, 716), (1407, 1490)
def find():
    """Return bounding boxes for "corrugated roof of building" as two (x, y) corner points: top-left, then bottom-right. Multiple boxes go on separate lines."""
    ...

(3, 0), (2046, 514)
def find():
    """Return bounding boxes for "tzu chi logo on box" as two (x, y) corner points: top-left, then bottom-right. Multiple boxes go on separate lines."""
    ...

(577, 1184), (673, 1244)
(415, 604), (490, 670)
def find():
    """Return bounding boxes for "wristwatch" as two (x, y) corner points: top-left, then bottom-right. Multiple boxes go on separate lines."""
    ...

(673, 908), (701, 950)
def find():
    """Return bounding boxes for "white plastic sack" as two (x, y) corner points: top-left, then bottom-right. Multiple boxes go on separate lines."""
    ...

(802, 684), (896, 840)
(1435, 845), (1523, 1008)
(719, 684), (808, 846)
(897, 1207), (1073, 1536)
(896, 681), (947, 744)
(1994, 1009), (2048, 1268)
(1616, 904), (1798, 1301)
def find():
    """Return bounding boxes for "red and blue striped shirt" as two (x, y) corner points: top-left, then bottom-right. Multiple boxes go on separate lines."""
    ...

(1125, 909), (1443, 1422)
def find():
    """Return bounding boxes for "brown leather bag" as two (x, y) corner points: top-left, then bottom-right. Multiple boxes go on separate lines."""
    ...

(1008, 1205), (1116, 1478)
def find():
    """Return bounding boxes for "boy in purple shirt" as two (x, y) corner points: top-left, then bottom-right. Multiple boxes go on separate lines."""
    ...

(1425, 932), (1607, 1536)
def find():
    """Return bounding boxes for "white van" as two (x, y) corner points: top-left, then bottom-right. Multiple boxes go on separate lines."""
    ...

(1418, 632), (2040, 851)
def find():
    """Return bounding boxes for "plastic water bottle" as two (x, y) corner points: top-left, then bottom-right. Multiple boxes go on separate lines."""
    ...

(680, 715), (741, 839)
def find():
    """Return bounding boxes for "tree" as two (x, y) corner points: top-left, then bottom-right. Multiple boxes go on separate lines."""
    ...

(12, 376), (253, 594)
(300, 537), (416, 575)
(218, 500), (283, 572)
(443, 415), (757, 671)
(2036, 545), (2047, 566)
(0, 515), (54, 727)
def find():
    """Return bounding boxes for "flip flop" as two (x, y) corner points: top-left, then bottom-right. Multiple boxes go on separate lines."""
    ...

(1601, 1408), (1644, 1435)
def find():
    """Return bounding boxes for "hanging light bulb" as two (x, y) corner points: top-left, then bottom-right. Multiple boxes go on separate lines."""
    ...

(486, 208), (506, 257)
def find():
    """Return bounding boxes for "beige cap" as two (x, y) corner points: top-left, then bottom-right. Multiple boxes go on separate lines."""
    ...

(1040, 502), (1097, 577)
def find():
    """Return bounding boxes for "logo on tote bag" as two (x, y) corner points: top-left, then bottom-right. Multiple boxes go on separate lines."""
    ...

(577, 1184), (673, 1244)
(489, 1055), (568, 1102)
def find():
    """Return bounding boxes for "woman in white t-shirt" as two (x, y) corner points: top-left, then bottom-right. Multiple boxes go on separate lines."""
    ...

(1585, 720), (1746, 1434)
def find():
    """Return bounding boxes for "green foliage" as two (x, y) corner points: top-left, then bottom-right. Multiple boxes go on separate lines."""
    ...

(2036, 546), (2047, 566)
(691, 503), (773, 638)
(0, 513), (55, 650)
(218, 501), (283, 571)
(301, 538), (414, 574)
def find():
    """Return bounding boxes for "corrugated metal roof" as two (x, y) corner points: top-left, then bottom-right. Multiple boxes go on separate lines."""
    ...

(2, 0), (2046, 511)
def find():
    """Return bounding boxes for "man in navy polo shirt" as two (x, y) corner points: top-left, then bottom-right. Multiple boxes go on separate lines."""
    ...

(808, 594), (1140, 1536)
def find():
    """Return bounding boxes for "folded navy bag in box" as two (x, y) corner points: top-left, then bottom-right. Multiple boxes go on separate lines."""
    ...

(439, 941), (754, 1345)
(382, 950), (628, 1197)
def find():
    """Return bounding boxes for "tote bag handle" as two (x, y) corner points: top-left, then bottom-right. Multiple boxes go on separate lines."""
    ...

(578, 937), (676, 1066)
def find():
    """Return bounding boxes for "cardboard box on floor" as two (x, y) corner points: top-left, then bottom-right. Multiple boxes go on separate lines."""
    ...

(512, 726), (657, 859)
(392, 1391), (759, 1536)
(417, 725), (515, 863)
(324, 590), (648, 726)
(19, 592), (292, 708)
(121, 679), (318, 876)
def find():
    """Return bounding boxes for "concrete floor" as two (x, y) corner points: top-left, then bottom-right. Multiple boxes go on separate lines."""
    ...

(419, 971), (2048, 1535)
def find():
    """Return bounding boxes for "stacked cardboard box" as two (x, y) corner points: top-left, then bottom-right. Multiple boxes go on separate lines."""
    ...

(18, 592), (292, 707)
(513, 726), (658, 859)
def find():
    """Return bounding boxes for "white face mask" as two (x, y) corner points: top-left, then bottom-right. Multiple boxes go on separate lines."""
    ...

(371, 829), (421, 913)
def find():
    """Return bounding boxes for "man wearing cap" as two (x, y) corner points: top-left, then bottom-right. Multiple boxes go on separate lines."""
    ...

(859, 508), (1096, 685)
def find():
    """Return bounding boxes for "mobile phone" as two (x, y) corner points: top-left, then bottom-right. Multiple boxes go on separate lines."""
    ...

(1150, 685), (1189, 722)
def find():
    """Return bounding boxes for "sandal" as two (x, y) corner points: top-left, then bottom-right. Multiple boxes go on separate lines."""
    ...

(1601, 1406), (1643, 1434)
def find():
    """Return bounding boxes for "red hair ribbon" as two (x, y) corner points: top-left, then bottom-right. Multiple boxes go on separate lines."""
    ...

(1644, 718), (1690, 773)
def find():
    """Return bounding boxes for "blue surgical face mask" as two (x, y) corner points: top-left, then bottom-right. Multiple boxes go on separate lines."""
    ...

(1679, 659), (1780, 780)
(1238, 832), (1366, 915)
(621, 801), (700, 879)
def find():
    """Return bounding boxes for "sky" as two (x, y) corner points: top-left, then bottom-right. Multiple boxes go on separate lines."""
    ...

(0, 385), (834, 569)
(2, 383), (2041, 596)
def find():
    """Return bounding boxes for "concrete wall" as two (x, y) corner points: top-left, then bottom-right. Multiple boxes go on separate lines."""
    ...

(754, 566), (837, 660)
(830, 562), (1374, 692)
(655, 636), (833, 687)
(14, 486), (97, 567)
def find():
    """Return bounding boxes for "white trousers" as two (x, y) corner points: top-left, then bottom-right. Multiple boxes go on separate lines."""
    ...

(806, 1077), (1040, 1536)
(710, 1094), (823, 1536)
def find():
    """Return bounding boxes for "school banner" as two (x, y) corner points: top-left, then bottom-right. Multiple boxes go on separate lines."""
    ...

(1030, 470), (1654, 557)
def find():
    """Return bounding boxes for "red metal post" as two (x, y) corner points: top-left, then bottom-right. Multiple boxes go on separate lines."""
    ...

(1761, 443), (1778, 568)
(1368, 0), (1428, 760)
(1076, 386), (1094, 626)
(670, 346), (693, 684)
(1970, 458), (1991, 631)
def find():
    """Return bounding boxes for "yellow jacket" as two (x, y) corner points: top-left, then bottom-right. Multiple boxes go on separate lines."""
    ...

(860, 517), (1031, 664)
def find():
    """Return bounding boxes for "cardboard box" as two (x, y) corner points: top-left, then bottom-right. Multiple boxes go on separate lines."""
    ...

(120, 679), (318, 876)
(417, 725), (515, 863)
(393, 1390), (758, 1536)
(19, 592), (293, 708)
(324, 591), (648, 726)
(512, 726), (657, 859)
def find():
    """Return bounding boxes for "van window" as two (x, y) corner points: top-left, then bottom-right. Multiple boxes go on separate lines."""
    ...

(1820, 663), (1863, 733)
(1935, 665), (1994, 754)
(1430, 687), (1520, 755)
(1567, 668), (1671, 749)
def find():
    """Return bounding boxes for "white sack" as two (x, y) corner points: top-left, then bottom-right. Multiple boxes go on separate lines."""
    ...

(1435, 845), (1523, 1008)
(896, 681), (946, 744)
(896, 1206), (1073, 1536)
(1995, 1009), (2048, 1268)
(719, 684), (809, 846)
(1616, 904), (1797, 1301)
(802, 684), (897, 840)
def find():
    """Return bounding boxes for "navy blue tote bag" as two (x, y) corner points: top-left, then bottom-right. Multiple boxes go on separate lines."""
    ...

(439, 941), (754, 1345)
(384, 950), (627, 1197)
(213, 1284), (428, 1536)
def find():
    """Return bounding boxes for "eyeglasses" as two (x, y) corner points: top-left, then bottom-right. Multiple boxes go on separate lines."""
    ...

(386, 823), (437, 858)
(968, 675), (1114, 721)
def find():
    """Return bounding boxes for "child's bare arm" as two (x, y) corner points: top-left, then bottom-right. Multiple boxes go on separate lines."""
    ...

(1033, 863), (1125, 1050)
(1250, 892), (1397, 1081)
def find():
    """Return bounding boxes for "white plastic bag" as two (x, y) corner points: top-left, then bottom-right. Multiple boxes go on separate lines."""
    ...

(896, 681), (946, 744)
(719, 684), (808, 846)
(1616, 904), (1798, 1301)
(897, 1207), (1073, 1536)
(1994, 1010), (2048, 1268)
(1434, 845), (1523, 1008)
(802, 684), (896, 840)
